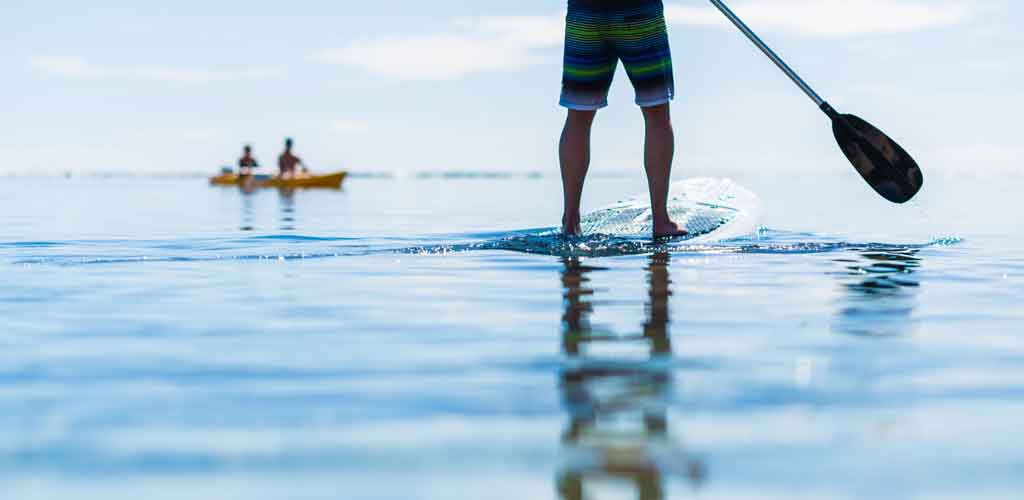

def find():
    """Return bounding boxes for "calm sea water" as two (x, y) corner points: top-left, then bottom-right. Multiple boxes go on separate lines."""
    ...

(1, 171), (1022, 499)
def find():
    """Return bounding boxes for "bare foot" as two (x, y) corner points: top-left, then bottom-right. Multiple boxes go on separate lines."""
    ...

(653, 220), (688, 239)
(562, 215), (582, 236)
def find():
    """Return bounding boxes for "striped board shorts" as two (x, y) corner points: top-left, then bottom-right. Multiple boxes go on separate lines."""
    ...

(560, 0), (675, 110)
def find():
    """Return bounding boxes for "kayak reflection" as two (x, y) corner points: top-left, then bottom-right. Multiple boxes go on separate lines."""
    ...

(832, 249), (922, 337)
(557, 254), (705, 500)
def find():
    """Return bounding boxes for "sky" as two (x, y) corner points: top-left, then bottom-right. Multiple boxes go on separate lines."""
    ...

(1, 0), (1020, 176)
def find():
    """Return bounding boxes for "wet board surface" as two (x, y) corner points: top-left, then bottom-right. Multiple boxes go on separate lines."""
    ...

(580, 178), (762, 242)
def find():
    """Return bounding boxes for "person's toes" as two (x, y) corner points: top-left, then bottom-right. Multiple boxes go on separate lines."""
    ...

(653, 222), (688, 238)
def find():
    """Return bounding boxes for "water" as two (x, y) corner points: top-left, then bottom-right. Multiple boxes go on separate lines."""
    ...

(1, 172), (1022, 499)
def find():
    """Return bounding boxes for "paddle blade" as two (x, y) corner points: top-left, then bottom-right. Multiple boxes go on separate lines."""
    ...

(831, 114), (923, 204)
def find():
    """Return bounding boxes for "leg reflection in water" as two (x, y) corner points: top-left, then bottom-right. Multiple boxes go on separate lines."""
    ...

(557, 254), (704, 500)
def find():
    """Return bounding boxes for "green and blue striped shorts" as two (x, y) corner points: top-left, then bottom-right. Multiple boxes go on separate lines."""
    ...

(560, 0), (675, 110)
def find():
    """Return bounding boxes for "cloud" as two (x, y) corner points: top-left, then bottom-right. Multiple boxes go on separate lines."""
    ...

(319, 0), (974, 81)
(667, 0), (973, 37)
(928, 143), (1024, 177)
(317, 35), (535, 81)
(330, 120), (370, 134)
(315, 15), (564, 81)
(29, 56), (104, 78)
(180, 128), (223, 141)
(30, 55), (279, 83)
(461, 14), (565, 47)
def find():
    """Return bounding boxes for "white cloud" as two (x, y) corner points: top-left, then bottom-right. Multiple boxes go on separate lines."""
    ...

(330, 120), (370, 134)
(180, 128), (223, 141)
(927, 143), (1024, 177)
(316, 15), (564, 81)
(319, 1), (974, 81)
(667, 0), (973, 37)
(131, 67), (278, 84)
(317, 35), (537, 81)
(29, 56), (105, 78)
(463, 14), (565, 47)
(30, 55), (279, 84)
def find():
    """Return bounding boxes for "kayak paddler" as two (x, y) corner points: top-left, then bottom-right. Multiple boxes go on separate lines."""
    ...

(278, 138), (308, 179)
(238, 144), (260, 175)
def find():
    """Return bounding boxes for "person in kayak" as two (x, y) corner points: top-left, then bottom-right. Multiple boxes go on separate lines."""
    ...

(559, 0), (686, 238)
(238, 145), (259, 175)
(278, 138), (308, 179)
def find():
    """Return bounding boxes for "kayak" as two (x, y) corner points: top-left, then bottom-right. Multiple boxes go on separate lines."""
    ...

(209, 171), (347, 189)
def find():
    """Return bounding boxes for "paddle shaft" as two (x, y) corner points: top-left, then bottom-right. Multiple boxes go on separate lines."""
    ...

(708, 0), (828, 110)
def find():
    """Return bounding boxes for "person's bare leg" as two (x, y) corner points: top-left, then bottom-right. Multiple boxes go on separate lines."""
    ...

(559, 109), (597, 235)
(641, 103), (686, 237)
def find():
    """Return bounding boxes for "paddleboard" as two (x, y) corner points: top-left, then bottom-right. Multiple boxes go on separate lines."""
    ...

(579, 178), (761, 242)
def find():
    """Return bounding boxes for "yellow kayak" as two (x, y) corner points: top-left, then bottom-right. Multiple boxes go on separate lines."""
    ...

(209, 171), (347, 189)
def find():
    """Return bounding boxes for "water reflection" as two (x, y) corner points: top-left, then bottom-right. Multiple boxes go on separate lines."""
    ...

(236, 188), (300, 232)
(832, 250), (922, 337)
(278, 189), (297, 231)
(557, 254), (704, 499)
(239, 190), (256, 231)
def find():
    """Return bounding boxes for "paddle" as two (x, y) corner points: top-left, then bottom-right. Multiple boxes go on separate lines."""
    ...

(708, 0), (924, 203)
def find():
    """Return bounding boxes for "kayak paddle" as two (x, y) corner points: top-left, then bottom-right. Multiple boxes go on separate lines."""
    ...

(709, 0), (924, 204)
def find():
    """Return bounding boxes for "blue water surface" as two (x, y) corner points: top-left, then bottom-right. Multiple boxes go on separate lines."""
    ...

(0, 172), (1022, 499)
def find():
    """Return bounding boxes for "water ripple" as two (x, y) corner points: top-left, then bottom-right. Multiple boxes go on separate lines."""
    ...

(5, 229), (963, 266)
